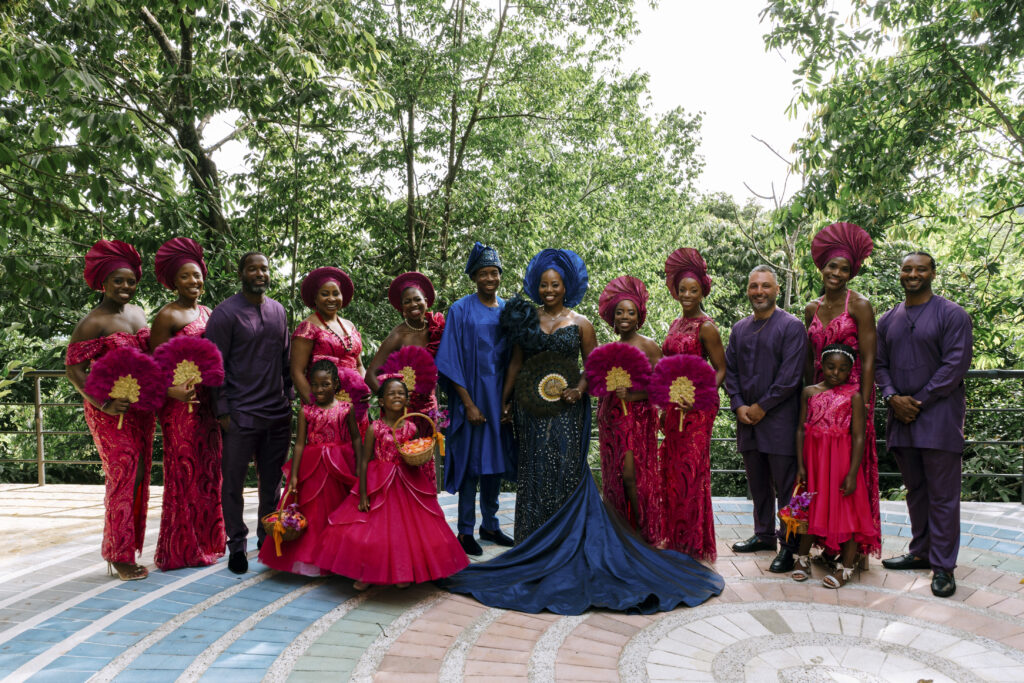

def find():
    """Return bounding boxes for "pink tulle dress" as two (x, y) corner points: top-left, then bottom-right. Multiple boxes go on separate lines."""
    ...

(597, 395), (663, 546)
(807, 290), (881, 557)
(154, 307), (226, 570)
(315, 419), (468, 584)
(803, 383), (880, 554)
(66, 330), (156, 564)
(258, 400), (358, 575)
(659, 315), (718, 561)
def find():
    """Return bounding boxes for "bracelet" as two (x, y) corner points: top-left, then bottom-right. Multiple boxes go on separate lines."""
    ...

(101, 399), (113, 410)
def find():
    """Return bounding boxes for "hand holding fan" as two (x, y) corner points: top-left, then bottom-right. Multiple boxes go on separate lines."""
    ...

(584, 342), (652, 414)
(648, 354), (718, 430)
(337, 367), (370, 420)
(85, 347), (167, 428)
(378, 345), (438, 395)
(152, 335), (225, 413)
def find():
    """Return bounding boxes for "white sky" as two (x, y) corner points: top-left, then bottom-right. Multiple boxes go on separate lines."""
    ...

(210, 0), (811, 204)
(621, 0), (809, 203)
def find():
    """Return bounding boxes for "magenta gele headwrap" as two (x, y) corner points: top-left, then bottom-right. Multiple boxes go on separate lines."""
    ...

(388, 272), (435, 311)
(300, 267), (354, 309)
(84, 240), (142, 290)
(811, 222), (874, 277)
(154, 237), (207, 290)
(598, 276), (649, 329)
(664, 248), (711, 298)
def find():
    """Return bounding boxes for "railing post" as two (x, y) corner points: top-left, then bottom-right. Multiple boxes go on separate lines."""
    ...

(34, 376), (45, 485)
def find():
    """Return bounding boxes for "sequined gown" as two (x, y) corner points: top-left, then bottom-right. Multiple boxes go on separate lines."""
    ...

(259, 400), (357, 575)
(154, 307), (226, 570)
(513, 325), (591, 544)
(807, 290), (881, 557)
(804, 383), (880, 554)
(65, 330), (156, 564)
(597, 392), (662, 546)
(315, 419), (468, 584)
(659, 315), (718, 561)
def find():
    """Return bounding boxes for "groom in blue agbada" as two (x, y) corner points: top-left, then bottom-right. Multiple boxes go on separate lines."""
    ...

(436, 242), (516, 555)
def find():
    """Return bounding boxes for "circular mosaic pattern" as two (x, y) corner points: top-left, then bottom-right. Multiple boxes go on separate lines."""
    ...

(628, 602), (1024, 682)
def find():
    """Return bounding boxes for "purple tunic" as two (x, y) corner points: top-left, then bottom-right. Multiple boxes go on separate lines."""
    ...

(724, 309), (807, 456)
(205, 293), (293, 427)
(875, 295), (973, 452)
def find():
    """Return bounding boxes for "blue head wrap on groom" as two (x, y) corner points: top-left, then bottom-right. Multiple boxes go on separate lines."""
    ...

(465, 241), (503, 277)
(523, 248), (589, 307)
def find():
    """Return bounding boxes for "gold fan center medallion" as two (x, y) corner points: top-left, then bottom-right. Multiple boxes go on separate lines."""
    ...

(669, 376), (695, 407)
(400, 365), (416, 392)
(605, 366), (631, 391)
(336, 389), (351, 403)
(110, 375), (141, 403)
(538, 373), (568, 402)
(173, 359), (202, 388)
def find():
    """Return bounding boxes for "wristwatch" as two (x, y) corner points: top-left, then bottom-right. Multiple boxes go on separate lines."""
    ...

(883, 394), (895, 406)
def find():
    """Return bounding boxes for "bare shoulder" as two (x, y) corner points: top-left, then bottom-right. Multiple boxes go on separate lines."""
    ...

(847, 291), (875, 316)
(70, 309), (104, 342)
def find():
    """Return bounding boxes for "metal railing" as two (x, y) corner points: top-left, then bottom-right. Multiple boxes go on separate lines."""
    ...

(1, 369), (1022, 499)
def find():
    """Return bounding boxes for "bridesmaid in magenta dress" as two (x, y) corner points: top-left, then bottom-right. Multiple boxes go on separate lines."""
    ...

(658, 248), (726, 561)
(149, 238), (226, 571)
(316, 377), (468, 588)
(65, 240), (155, 581)
(804, 222), (881, 563)
(365, 272), (447, 486)
(595, 276), (664, 545)
(291, 267), (365, 404)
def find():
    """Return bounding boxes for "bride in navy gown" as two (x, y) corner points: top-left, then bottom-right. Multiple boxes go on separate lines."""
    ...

(440, 249), (724, 615)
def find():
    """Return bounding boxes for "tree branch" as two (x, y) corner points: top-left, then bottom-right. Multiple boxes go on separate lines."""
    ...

(943, 48), (1024, 154)
(139, 7), (180, 68)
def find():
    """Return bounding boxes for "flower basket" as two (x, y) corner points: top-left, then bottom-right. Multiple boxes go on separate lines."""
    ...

(260, 490), (307, 557)
(392, 411), (444, 467)
(777, 483), (816, 541)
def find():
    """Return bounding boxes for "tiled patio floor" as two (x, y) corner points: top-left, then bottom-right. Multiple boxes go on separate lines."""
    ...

(1, 483), (1023, 682)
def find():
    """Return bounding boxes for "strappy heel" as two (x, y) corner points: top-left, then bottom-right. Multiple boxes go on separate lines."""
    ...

(107, 561), (148, 581)
(791, 555), (811, 582)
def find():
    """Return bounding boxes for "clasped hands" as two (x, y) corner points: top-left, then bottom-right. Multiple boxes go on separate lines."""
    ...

(888, 395), (921, 424)
(736, 403), (765, 425)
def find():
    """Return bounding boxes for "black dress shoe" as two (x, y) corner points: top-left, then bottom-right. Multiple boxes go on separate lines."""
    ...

(881, 553), (931, 570)
(228, 551), (248, 574)
(769, 548), (796, 573)
(479, 527), (514, 547)
(732, 535), (777, 553)
(458, 533), (483, 556)
(931, 570), (956, 598)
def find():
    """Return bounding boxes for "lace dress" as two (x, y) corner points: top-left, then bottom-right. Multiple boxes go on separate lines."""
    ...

(597, 391), (661, 546)
(512, 324), (591, 544)
(65, 330), (156, 564)
(807, 290), (881, 557)
(804, 384), (881, 554)
(658, 315), (718, 561)
(293, 319), (363, 371)
(258, 400), (357, 575)
(154, 307), (226, 570)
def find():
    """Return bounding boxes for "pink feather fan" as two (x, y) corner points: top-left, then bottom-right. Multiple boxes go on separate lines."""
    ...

(584, 342), (652, 414)
(379, 345), (438, 395)
(648, 354), (718, 430)
(337, 367), (370, 420)
(84, 347), (168, 429)
(152, 336), (225, 413)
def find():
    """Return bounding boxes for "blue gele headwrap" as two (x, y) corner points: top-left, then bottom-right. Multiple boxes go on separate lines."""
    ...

(523, 248), (589, 307)
(465, 241), (503, 277)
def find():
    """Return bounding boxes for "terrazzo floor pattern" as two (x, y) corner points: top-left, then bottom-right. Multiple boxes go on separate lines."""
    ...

(1, 484), (1024, 682)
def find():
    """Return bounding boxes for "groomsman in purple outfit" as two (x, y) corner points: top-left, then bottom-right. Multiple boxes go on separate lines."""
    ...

(725, 265), (807, 573)
(206, 252), (294, 575)
(877, 252), (972, 598)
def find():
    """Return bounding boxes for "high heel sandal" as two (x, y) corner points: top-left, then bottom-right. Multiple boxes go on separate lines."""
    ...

(791, 555), (811, 582)
(107, 561), (148, 581)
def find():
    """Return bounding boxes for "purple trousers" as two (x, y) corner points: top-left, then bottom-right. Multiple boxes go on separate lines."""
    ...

(893, 447), (962, 572)
(741, 449), (798, 550)
(221, 414), (291, 554)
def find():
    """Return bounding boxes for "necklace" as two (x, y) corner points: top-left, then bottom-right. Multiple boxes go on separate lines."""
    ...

(903, 297), (933, 333)
(404, 317), (427, 331)
(751, 310), (774, 334)
(316, 311), (354, 351)
(542, 308), (570, 321)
